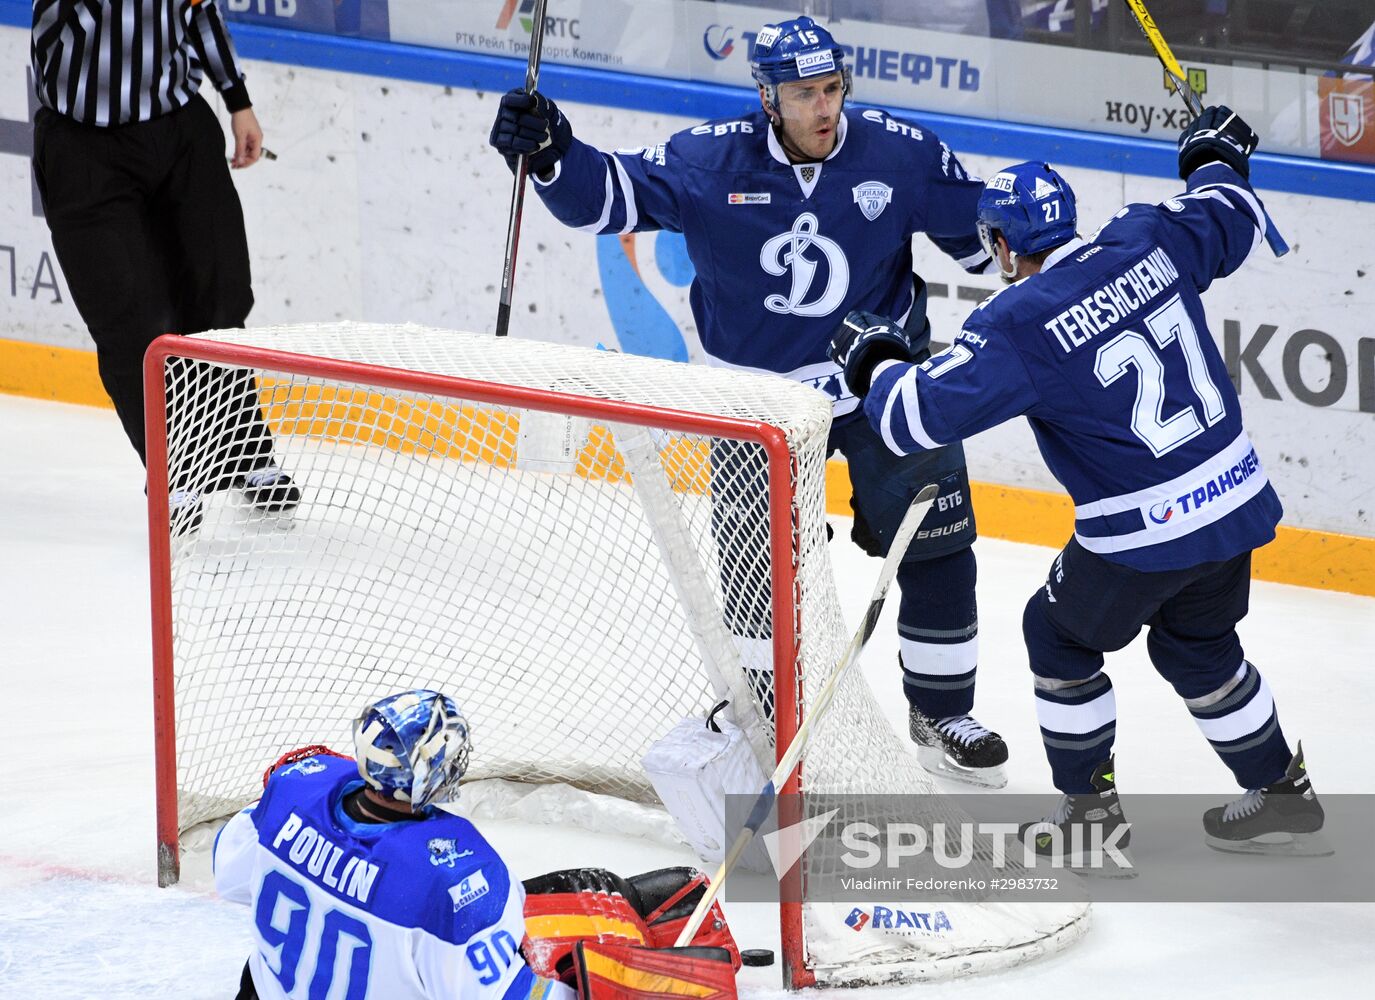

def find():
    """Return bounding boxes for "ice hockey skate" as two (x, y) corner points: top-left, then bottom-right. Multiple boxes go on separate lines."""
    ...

(1020, 758), (1135, 877)
(909, 708), (1008, 788)
(1203, 743), (1331, 856)
(168, 488), (203, 536)
(234, 463), (301, 513)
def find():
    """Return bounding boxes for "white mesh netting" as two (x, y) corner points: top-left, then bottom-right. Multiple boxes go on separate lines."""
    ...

(152, 322), (1087, 984)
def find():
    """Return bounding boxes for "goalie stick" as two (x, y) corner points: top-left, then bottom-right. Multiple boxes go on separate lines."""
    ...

(1120, 0), (1289, 257)
(673, 482), (940, 946)
(495, 0), (552, 337)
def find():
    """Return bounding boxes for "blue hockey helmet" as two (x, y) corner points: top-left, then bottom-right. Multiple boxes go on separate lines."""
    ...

(750, 17), (851, 114)
(976, 162), (1077, 279)
(353, 689), (472, 808)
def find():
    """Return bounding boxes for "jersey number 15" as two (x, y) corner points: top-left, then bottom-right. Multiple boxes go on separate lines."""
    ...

(1092, 293), (1227, 457)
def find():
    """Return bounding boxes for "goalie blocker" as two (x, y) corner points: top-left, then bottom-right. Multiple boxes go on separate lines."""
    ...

(523, 867), (741, 999)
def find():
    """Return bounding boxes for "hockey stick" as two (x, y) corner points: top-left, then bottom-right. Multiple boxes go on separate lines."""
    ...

(1120, 0), (1289, 257)
(495, 0), (552, 337)
(673, 482), (940, 946)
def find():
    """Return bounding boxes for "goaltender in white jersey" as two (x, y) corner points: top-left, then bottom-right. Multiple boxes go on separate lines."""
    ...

(213, 690), (572, 1000)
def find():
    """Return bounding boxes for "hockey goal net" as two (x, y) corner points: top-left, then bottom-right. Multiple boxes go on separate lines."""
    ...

(146, 323), (1087, 987)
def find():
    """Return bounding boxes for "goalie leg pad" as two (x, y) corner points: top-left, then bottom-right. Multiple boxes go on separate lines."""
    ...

(573, 941), (738, 1000)
(523, 869), (652, 984)
(628, 868), (741, 970)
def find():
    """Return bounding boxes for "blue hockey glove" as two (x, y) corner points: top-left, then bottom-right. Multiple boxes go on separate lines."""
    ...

(488, 89), (573, 176)
(830, 310), (917, 398)
(1178, 105), (1258, 180)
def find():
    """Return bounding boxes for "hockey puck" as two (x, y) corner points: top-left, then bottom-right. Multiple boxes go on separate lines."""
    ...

(740, 949), (775, 967)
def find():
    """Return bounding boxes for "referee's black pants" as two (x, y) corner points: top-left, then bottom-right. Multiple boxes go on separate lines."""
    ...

(33, 94), (273, 490)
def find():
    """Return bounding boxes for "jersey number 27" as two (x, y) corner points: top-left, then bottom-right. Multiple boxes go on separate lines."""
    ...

(1092, 293), (1227, 458)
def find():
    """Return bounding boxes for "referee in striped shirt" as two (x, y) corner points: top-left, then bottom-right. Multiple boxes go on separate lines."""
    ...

(31, 0), (298, 528)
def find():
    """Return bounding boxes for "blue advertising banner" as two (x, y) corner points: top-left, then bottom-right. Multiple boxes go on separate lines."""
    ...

(222, 0), (390, 41)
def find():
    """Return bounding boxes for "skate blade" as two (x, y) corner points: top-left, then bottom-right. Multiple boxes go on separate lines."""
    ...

(1023, 845), (1138, 880)
(915, 746), (1008, 789)
(1205, 831), (1334, 858)
(1068, 849), (1138, 879)
(241, 506), (299, 531)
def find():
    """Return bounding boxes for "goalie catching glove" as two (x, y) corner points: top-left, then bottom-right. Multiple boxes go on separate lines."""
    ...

(523, 867), (740, 998)
(489, 89), (574, 177)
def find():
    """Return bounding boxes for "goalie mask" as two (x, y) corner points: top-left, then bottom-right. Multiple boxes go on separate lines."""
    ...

(750, 16), (851, 124)
(353, 690), (472, 808)
(976, 161), (1078, 281)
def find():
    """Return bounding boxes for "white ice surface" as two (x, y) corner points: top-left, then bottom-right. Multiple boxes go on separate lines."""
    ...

(1, 395), (1372, 998)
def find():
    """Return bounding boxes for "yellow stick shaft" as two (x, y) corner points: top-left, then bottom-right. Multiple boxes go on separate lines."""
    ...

(1121, 0), (1202, 116)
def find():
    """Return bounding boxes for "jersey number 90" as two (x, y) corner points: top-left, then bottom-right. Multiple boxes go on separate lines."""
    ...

(256, 871), (374, 999)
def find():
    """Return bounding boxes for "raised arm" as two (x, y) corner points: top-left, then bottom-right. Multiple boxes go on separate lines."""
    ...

(489, 90), (684, 235)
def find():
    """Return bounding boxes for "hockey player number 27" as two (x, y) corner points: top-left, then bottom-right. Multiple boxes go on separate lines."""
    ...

(255, 871), (374, 999)
(1092, 294), (1226, 458)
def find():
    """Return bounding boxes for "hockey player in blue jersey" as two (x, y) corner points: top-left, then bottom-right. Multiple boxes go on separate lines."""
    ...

(489, 16), (1009, 786)
(214, 690), (574, 1000)
(831, 108), (1327, 857)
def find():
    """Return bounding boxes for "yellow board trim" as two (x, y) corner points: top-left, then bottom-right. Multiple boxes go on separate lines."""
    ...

(824, 440), (1375, 599)
(0, 337), (112, 408)
(5, 335), (1372, 597)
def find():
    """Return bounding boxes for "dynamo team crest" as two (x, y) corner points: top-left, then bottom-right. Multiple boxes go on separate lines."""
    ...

(852, 181), (893, 222)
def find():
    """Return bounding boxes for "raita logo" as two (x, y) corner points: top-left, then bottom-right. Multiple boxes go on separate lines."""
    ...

(760, 212), (851, 317)
(845, 908), (871, 932)
(1148, 500), (1174, 524)
(703, 24), (735, 61)
(869, 907), (954, 934)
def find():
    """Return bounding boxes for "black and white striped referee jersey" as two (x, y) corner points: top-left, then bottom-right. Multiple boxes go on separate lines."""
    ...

(31, 0), (251, 127)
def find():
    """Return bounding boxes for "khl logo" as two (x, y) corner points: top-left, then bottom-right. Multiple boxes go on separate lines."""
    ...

(760, 213), (850, 317)
(704, 24), (735, 60)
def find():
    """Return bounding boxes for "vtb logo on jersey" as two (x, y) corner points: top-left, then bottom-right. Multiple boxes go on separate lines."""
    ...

(852, 181), (892, 222)
(760, 212), (851, 317)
